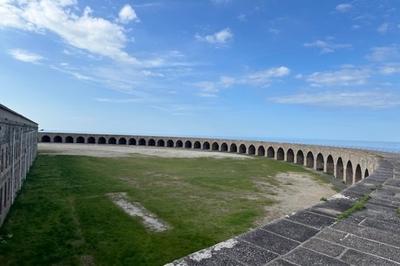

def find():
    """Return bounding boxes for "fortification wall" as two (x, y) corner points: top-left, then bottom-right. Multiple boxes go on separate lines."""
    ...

(0, 104), (38, 226)
(38, 132), (380, 185)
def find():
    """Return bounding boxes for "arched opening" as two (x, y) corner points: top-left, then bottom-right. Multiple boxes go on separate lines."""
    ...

(212, 142), (219, 151)
(54, 136), (62, 143)
(203, 142), (210, 150)
(230, 143), (237, 153)
(326, 155), (334, 175)
(176, 140), (183, 148)
(336, 158), (344, 180)
(157, 139), (165, 147)
(249, 145), (256, 155)
(88, 137), (96, 144)
(108, 137), (116, 145)
(66, 136), (74, 143)
(129, 138), (136, 145)
(239, 144), (246, 154)
(194, 141), (201, 149)
(277, 148), (284, 160)
(148, 139), (156, 146)
(355, 165), (362, 182)
(316, 153), (324, 171)
(167, 140), (174, 147)
(221, 143), (228, 152)
(267, 147), (275, 158)
(185, 141), (192, 149)
(77, 136), (85, 144)
(306, 152), (314, 168)
(287, 149), (294, 163)
(139, 138), (146, 146)
(118, 138), (127, 145)
(346, 161), (353, 185)
(296, 150), (304, 165)
(257, 146), (265, 156)
(41, 135), (50, 143)
(98, 137), (106, 144)
(365, 169), (369, 178)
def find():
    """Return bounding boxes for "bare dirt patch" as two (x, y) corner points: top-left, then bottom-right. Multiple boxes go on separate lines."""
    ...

(254, 172), (336, 225)
(107, 192), (170, 232)
(39, 143), (250, 159)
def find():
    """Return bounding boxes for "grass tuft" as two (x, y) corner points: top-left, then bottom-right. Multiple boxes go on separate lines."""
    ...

(337, 194), (371, 221)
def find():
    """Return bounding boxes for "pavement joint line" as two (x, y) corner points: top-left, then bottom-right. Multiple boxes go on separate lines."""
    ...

(259, 228), (302, 244)
(265, 257), (301, 266)
(304, 209), (340, 220)
(337, 247), (349, 259)
(239, 238), (280, 256)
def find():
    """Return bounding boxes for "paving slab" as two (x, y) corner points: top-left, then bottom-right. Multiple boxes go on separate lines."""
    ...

(283, 247), (348, 266)
(287, 210), (336, 229)
(340, 249), (399, 266)
(266, 259), (297, 266)
(302, 238), (346, 257)
(261, 219), (319, 242)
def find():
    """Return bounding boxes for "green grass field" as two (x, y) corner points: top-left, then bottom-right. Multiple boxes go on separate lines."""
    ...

(0, 154), (333, 265)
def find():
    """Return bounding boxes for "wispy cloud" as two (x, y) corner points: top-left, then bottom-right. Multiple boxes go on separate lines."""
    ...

(195, 28), (233, 45)
(377, 22), (389, 34)
(118, 4), (140, 24)
(305, 66), (370, 87)
(0, 0), (137, 64)
(304, 39), (351, 54)
(270, 90), (400, 109)
(8, 49), (43, 63)
(366, 45), (400, 62)
(335, 3), (352, 13)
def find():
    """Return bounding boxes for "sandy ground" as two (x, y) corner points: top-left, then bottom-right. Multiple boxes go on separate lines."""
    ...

(39, 143), (250, 159)
(107, 192), (170, 232)
(255, 172), (336, 225)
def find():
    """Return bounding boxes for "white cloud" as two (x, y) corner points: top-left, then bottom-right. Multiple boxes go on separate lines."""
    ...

(304, 39), (351, 54)
(366, 46), (400, 62)
(118, 4), (139, 24)
(245, 66), (290, 85)
(377, 23), (389, 34)
(8, 49), (43, 63)
(195, 28), (233, 45)
(380, 64), (400, 75)
(306, 66), (370, 87)
(0, 0), (137, 64)
(270, 90), (400, 109)
(335, 3), (352, 13)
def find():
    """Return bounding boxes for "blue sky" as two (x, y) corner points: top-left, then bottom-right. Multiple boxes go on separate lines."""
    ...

(1, 0), (400, 142)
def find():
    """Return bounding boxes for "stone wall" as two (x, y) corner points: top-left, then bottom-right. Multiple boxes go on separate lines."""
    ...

(38, 132), (380, 185)
(0, 104), (38, 226)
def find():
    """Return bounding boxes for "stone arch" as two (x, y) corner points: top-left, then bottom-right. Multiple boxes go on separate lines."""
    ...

(41, 135), (51, 142)
(176, 140), (183, 148)
(365, 169), (369, 178)
(139, 138), (146, 146)
(88, 137), (96, 144)
(185, 140), (192, 148)
(286, 149), (294, 163)
(257, 146), (265, 156)
(148, 139), (156, 146)
(326, 155), (334, 175)
(118, 138), (127, 145)
(77, 136), (85, 144)
(296, 150), (304, 165)
(336, 158), (344, 180)
(167, 140), (174, 147)
(267, 147), (275, 158)
(346, 161), (353, 185)
(277, 148), (284, 160)
(65, 136), (74, 143)
(194, 141), (201, 149)
(316, 153), (324, 171)
(248, 145), (256, 155)
(54, 136), (62, 143)
(98, 137), (106, 144)
(221, 143), (228, 152)
(108, 137), (116, 145)
(306, 152), (314, 168)
(157, 139), (165, 147)
(212, 142), (219, 151)
(239, 144), (246, 154)
(230, 143), (237, 153)
(129, 138), (136, 145)
(355, 164), (362, 182)
(203, 142), (210, 150)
